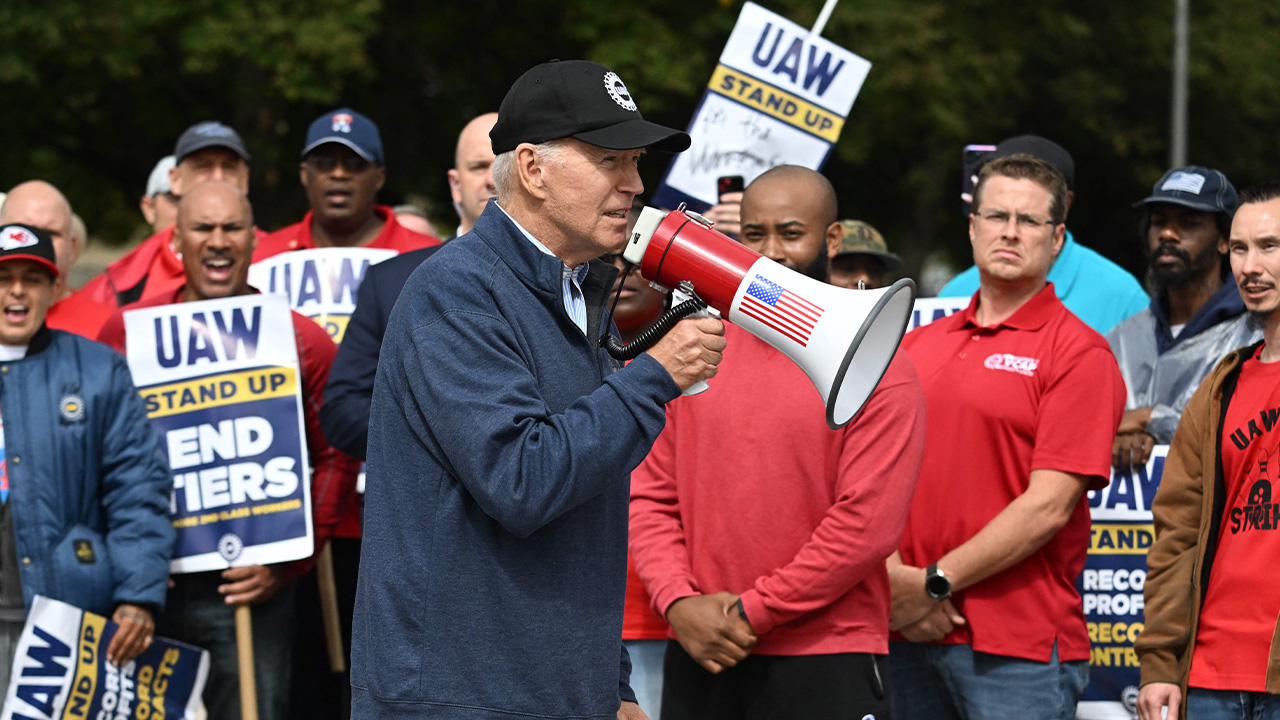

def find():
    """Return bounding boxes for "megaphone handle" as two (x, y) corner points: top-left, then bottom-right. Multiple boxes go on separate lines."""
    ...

(671, 287), (720, 397)
(683, 379), (710, 396)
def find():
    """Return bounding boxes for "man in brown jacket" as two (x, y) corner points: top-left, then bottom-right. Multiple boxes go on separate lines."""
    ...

(1137, 181), (1280, 719)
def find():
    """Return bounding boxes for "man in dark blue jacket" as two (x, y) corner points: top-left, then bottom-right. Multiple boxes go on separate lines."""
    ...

(351, 61), (725, 720)
(0, 222), (173, 697)
(321, 245), (441, 460)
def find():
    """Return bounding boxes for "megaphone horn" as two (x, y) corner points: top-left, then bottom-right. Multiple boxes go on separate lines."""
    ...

(614, 205), (916, 430)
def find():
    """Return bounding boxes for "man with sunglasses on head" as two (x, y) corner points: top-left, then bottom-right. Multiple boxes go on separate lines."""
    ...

(253, 109), (440, 260)
(888, 154), (1125, 719)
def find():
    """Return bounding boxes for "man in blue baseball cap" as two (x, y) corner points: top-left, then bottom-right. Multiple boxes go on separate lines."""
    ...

(1108, 165), (1260, 470)
(254, 108), (439, 260)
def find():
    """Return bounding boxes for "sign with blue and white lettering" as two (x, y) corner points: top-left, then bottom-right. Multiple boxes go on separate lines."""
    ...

(1077, 446), (1168, 720)
(907, 296), (971, 331)
(249, 247), (394, 343)
(1, 596), (209, 720)
(124, 294), (312, 573)
(653, 1), (871, 210)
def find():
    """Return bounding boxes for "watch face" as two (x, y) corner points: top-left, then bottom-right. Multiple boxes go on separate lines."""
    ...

(926, 573), (950, 599)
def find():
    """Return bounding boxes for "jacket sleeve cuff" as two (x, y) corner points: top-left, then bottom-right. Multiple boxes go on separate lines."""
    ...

(1138, 653), (1181, 687)
(618, 642), (637, 705)
(739, 589), (776, 635)
(625, 353), (683, 404)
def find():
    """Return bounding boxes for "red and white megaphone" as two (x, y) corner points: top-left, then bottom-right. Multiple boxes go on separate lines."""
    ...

(620, 205), (916, 429)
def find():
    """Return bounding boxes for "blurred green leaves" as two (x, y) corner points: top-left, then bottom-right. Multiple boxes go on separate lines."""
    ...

(3, 0), (1280, 287)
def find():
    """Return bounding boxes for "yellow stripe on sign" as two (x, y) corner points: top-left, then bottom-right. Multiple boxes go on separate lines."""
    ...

(1089, 523), (1155, 555)
(61, 612), (107, 720)
(141, 367), (299, 418)
(303, 313), (351, 344)
(707, 65), (844, 142)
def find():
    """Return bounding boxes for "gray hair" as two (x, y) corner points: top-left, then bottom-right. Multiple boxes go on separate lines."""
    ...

(491, 139), (572, 198)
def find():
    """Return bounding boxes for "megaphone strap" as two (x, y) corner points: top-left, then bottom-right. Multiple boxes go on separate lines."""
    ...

(652, 215), (695, 291)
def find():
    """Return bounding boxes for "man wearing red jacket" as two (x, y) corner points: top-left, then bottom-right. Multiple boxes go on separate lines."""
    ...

(252, 108), (440, 260)
(98, 181), (359, 720)
(629, 166), (926, 720)
(81, 121), (260, 309)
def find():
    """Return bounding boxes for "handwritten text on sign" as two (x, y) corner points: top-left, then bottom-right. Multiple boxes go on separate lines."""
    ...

(655, 2), (871, 209)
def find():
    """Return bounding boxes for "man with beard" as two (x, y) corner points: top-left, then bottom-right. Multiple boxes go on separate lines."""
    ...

(1137, 181), (1280, 719)
(630, 165), (926, 720)
(1107, 166), (1259, 471)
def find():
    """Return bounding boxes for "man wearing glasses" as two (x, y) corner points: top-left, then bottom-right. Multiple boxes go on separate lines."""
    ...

(888, 154), (1125, 719)
(253, 108), (441, 260)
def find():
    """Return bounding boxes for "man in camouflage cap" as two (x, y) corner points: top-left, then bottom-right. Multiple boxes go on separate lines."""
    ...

(829, 220), (901, 289)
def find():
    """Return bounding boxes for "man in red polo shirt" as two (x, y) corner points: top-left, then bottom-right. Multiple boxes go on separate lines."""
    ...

(889, 155), (1124, 719)
(631, 166), (926, 720)
(80, 122), (258, 308)
(97, 181), (358, 720)
(253, 108), (440, 260)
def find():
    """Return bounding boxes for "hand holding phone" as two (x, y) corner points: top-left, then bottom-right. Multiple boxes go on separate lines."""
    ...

(707, 175), (745, 238)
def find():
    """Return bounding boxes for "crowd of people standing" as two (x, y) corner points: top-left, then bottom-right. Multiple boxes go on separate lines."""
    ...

(1, 57), (1278, 720)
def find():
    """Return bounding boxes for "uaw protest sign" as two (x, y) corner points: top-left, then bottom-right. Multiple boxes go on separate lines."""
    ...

(906, 296), (1168, 719)
(1078, 447), (1167, 720)
(653, 1), (871, 210)
(249, 247), (394, 344)
(124, 294), (313, 573)
(1, 596), (208, 720)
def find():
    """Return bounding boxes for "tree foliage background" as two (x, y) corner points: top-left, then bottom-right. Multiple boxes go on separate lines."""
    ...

(2, 0), (1279, 286)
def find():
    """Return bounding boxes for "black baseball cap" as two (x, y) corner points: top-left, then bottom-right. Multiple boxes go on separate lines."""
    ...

(174, 121), (251, 164)
(490, 60), (690, 155)
(984, 135), (1074, 190)
(0, 223), (59, 278)
(1134, 166), (1237, 216)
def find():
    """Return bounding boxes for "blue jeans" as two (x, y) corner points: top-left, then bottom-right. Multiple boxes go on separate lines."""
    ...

(625, 639), (665, 720)
(889, 642), (1089, 720)
(158, 571), (297, 720)
(1187, 688), (1280, 719)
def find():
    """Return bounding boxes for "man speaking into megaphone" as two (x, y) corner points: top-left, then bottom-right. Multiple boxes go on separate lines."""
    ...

(351, 60), (724, 720)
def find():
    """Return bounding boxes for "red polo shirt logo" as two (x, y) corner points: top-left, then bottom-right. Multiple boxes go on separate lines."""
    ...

(983, 352), (1039, 377)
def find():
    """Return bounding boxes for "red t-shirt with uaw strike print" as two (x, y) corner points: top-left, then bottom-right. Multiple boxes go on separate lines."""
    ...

(1190, 349), (1280, 692)
(898, 284), (1125, 663)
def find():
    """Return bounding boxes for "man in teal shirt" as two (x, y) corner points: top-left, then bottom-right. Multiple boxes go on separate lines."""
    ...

(938, 135), (1148, 334)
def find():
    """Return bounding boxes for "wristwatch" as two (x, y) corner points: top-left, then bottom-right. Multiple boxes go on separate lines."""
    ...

(925, 564), (951, 601)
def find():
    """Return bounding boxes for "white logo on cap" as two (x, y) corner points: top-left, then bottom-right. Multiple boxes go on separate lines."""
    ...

(603, 72), (637, 112)
(194, 121), (235, 138)
(1161, 171), (1206, 194)
(0, 227), (38, 251)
